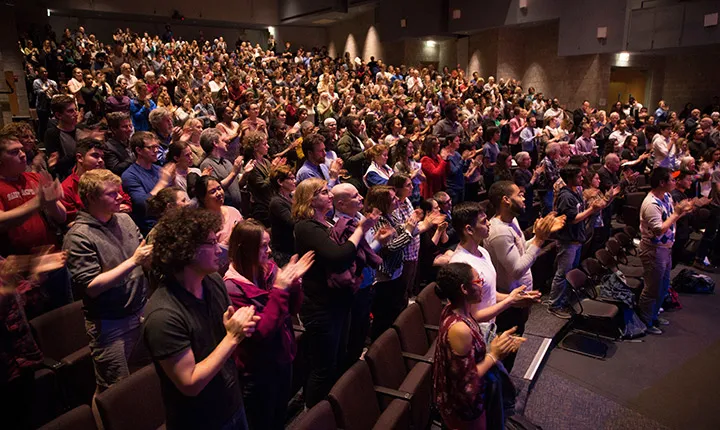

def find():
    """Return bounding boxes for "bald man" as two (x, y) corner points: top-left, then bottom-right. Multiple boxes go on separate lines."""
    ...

(331, 183), (381, 370)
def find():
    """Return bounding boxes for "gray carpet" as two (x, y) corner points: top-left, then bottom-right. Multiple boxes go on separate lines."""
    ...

(523, 303), (569, 338)
(524, 367), (669, 430)
(525, 264), (720, 429)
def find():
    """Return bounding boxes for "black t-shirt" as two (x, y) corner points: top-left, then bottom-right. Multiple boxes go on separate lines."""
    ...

(143, 273), (243, 430)
(43, 125), (77, 181)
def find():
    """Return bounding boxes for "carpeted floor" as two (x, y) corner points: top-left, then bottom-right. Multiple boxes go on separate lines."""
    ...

(524, 264), (720, 430)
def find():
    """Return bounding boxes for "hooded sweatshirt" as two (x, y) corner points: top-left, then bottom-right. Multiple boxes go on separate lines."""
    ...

(63, 211), (147, 320)
(223, 263), (302, 372)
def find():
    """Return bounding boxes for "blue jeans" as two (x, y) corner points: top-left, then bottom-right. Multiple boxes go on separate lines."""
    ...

(639, 244), (672, 327)
(549, 242), (582, 308)
(220, 405), (249, 430)
(540, 190), (554, 216)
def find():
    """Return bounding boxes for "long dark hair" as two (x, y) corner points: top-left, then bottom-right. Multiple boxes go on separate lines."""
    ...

(228, 219), (271, 290)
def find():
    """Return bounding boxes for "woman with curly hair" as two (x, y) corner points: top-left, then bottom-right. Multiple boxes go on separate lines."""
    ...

(143, 207), (259, 430)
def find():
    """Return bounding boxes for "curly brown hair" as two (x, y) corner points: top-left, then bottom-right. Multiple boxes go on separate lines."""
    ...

(151, 207), (222, 275)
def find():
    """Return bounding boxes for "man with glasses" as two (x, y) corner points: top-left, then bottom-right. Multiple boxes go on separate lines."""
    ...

(143, 207), (258, 429)
(121, 131), (175, 234)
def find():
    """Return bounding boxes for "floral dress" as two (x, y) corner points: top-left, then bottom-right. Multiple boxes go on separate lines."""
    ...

(433, 305), (487, 429)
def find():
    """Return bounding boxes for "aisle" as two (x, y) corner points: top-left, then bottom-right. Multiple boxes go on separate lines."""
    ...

(523, 264), (720, 430)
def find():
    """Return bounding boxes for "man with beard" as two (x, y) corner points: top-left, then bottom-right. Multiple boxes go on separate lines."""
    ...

(484, 181), (564, 370)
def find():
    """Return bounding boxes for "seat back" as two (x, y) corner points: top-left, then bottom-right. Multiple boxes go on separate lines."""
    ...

(614, 232), (636, 254)
(328, 361), (381, 430)
(595, 249), (617, 270)
(94, 365), (165, 430)
(626, 192), (646, 208)
(392, 304), (430, 358)
(30, 301), (87, 360)
(581, 258), (606, 283)
(416, 283), (443, 327)
(38, 405), (97, 430)
(566, 269), (588, 291)
(294, 400), (337, 430)
(623, 225), (638, 238)
(365, 329), (408, 392)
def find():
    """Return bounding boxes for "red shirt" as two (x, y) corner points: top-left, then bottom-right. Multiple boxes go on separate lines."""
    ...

(420, 155), (447, 199)
(0, 172), (59, 255)
(61, 169), (132, 223)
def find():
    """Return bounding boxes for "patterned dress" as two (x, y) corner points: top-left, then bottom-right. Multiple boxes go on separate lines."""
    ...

(433, 305), (487, 429)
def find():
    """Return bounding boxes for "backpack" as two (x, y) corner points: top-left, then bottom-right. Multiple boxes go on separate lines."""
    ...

(671, 269), (716, 294)
(663, 286), (683, 310)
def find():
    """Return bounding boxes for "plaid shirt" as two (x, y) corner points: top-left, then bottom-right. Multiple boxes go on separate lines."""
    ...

(392, 198), (421, 261)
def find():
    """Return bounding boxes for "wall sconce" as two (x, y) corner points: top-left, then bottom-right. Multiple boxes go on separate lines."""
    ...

(597, 26), (607, 45)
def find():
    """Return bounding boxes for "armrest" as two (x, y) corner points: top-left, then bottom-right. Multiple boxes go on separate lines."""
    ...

(401, 352), (434, 364)
(423, 324), (439, 332)
(374, 385), (413, 401)
(42, 356), (64, 371)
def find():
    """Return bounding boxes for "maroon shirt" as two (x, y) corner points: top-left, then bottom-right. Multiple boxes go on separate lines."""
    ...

(433, 305), (487, 427)
(223, 261), (302, 373)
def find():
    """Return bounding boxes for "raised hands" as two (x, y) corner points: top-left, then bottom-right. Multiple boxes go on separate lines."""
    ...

(488, 326), (527, 360)
(223, 305), (261, 341)
(38, 171), (63, 205)
(132, 239), (154, 266)
(275, 251), (315, 290)
(271, 157), (287, 168)
(360, 208), (382, 234)
(533, 212), (566, 242)
(329, 158), (344, 180)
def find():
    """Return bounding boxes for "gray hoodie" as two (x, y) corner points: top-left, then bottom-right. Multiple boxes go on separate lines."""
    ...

(63, 211), (147, 320)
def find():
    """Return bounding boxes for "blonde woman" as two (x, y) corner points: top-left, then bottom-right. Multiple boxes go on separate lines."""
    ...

(292, 178), (378, 408)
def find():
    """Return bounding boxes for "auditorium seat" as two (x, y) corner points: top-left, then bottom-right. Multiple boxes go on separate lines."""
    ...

(392, 303), (436, 369)
(93, 365), (165, 430)
(606, 237), (642, 267)
(328, 360), (411, 430)
(595, 249), (644, 279)
(415, 282), (443, 342)
(38, 404), (97, 430)
(29, 300), (95, 407)
(293, 400), (337, 430)
(560, 269), (622, 359)
(365, 329), (433, 430)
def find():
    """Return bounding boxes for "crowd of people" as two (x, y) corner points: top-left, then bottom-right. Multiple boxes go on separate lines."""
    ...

(5, 23), (720, 429)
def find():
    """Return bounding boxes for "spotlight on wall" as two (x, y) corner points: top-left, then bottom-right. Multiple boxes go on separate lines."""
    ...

(618, 51), (630, 62)
(268, 26), (276, 36)
(47, 9), (51, 17)
(425, 40), (437, 48)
